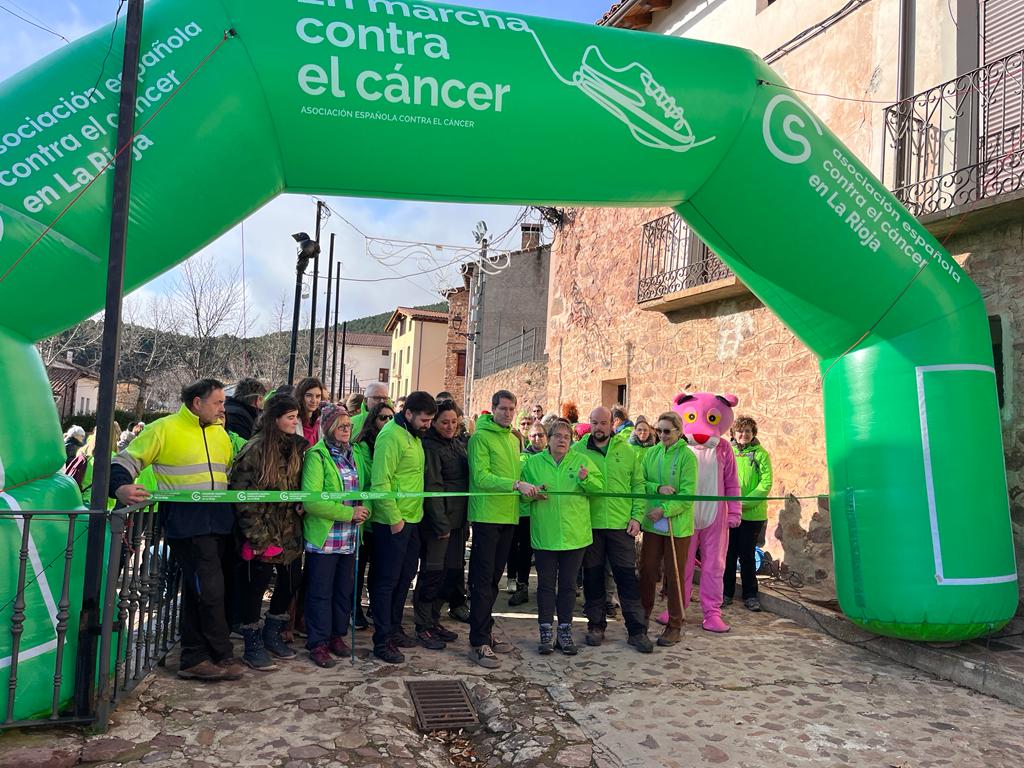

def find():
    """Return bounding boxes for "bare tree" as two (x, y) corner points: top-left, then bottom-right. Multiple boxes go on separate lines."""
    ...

(170, 254), (248, 381)
(119, 294), (176, 418)
(36, 317), (104, 367)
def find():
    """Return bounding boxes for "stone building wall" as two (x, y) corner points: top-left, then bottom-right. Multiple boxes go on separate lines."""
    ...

(469, 361), (548, 419)
(443, 287), (469, 407)
(545, 205), (830, 576)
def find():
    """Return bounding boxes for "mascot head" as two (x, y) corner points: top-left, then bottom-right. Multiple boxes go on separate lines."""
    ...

(671, 392), (739, 445)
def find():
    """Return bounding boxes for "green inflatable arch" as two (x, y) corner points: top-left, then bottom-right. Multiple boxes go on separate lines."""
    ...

(0, 0), (1017, 720)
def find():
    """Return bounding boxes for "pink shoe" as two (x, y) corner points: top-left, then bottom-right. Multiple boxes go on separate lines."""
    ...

(702, 614), (730, 633)
(654, 610), (670, 626)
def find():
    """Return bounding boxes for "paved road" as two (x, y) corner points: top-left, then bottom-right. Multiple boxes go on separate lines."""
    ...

(2, 590), (1022, 767)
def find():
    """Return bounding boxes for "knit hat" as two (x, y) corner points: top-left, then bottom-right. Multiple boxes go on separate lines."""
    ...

(319, 402), (349, 444)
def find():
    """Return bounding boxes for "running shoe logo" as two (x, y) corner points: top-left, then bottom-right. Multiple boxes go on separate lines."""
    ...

(571, 46), (715, 153)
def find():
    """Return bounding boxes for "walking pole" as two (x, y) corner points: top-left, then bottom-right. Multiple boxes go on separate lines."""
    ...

(351, 524), (361, 665)
(664, 514), (687, 629)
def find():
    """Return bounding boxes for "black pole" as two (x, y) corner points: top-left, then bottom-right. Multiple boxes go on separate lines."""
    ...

(320, 233), (334, 386)
(287, 254), (304, 386)
(339, 321), (348, 399)
(307, 201), (324, 377)
(330, 260), (341, 400)
(75, 0), (145, 720)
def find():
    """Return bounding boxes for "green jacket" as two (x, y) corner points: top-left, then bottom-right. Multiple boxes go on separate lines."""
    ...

(641, 440), (697, 538)
(350, 402), (369, 441)
(519, 449), (603, 551)
(369, 416), (425, 525)
(733, 440), (773, 521)
(468, 414), (522, 525)
(570, 435), (644, 530)
(301, 439), (372, 549)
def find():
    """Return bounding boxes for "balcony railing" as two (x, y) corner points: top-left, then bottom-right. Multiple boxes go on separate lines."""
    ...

(478, 327), (544, 378)
(881, 48), (1024, 217)
(636, 212), (732, 303)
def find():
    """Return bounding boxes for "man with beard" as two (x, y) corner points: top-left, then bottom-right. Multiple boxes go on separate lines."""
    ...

(572, 407), (654, 653)
(369, 390), (437, 664)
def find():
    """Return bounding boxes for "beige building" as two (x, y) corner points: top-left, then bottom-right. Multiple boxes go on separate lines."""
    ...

(385, 307), (449, 398)
(471, 0), (1024, 599)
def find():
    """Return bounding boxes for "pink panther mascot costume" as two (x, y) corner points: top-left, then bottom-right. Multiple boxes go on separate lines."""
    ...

(673, 392), (741, 633)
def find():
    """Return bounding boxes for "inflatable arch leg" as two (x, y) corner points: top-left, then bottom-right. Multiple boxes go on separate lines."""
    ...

(0, 0), (1016, 721)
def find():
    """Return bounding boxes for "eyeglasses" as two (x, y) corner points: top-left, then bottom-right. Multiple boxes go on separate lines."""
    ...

(655, 428), (676, 435)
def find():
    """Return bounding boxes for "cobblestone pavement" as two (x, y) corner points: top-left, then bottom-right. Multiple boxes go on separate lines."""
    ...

(3, 590), (1023, 768)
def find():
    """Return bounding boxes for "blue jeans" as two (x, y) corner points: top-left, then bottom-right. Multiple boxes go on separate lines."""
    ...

(370, 521), (420, 650)
(304, 551), (356, 650)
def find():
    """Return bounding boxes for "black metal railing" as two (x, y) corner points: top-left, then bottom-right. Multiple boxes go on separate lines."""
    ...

(1, 503), (180, 730)
(881, 47), (1024, 217)
(478, 327), (544, 378)
(636, 212), (732, 303)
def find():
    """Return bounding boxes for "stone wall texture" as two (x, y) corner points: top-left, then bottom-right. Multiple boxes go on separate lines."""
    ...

(444, 287), (469, 407)
(469, 361), (548, 419)
(544, 206), (829, 577)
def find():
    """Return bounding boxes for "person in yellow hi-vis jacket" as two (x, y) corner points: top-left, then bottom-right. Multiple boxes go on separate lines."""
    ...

(109, 379), (240, 682)
(368, 391), (437, 665)
(520, 418), (603, 656)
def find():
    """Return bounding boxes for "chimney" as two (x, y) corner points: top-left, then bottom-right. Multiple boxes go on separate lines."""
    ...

(521, 223), (542, 251)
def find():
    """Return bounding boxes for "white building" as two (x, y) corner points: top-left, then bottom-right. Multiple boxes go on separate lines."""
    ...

(331, 332), (392, 399)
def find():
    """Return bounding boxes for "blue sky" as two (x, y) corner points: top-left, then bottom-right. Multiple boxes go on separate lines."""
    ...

(0, 0), (613, 331)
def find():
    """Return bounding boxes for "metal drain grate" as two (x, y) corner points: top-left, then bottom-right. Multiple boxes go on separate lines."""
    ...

(406, 679), (480, 732)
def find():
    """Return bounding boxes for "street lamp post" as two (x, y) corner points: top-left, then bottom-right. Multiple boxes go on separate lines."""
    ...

(288, 232), (320, 385)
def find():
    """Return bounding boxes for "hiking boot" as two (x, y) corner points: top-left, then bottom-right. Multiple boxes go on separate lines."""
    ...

(177, 660), (227, 681)
(508, 584), (529, 606)
(328, 635), (350, 657)
(216, 657), (246, 680)
(374, 641), (405, 664)
(489, 637), (515, 654)
(584, 627), (605, 647)
(468, 644), (501, 668)
(506, 577), (518, 594)
(432, 623), (459, 642)
(538, 624), (554, 655)
(656, 627), (681, 647)
(654, 610), (669, 626)
(628, 632), (655, 654)
(263, 614), (296, 659)
(555, 623), (578, 655)
(241, 624), (277, 671)
(309, 644), (336, 668)
(721, 595), (733, 607)
(392, 628), (417, 648)
(416, 628), (447, 650)
(605, 601), (618, 619)
(354, 608), (370, 630)
(744, 597), (762, 612)
(448, 604), (470, 623)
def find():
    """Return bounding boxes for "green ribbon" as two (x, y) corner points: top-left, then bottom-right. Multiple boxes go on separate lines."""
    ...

(148, 489), (826, 504)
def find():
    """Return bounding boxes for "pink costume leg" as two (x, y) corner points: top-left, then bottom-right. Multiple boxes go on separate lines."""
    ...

(699, 513), (730, 632)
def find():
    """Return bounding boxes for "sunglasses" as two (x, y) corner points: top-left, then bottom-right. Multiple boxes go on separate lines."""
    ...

(377, 414), (393, 422)
(655, 428), (676, 435)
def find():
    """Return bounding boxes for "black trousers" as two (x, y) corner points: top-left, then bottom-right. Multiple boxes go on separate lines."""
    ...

(370, 521), (420, 649)
(440, 525), (468, 608)
(413, 527), (449, 630)
(170, 534), (235, 669)
(724, 519), (766, 600)
(582, 528), (646, 636)
(468, 522), (515, 647)
(506, 516), (533, 584)
(356, 531), (371, 613)
(534, 548), (586, 627)
(236, 558), (300, 625)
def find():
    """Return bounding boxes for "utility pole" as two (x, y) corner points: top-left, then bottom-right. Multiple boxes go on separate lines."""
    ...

(307, 200), (324, 377)
(75, 0), (144, 721)
(321, 233), (334, 386)
(339, 322), (348, 399)
(330, 260), (341, 400)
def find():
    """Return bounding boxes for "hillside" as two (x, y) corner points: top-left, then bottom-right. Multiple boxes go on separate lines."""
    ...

(342, 302), (447, 334)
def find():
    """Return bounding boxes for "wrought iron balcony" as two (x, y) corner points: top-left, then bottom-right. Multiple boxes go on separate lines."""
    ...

(881, 48), (1024, 217)
(478, 327), (544, 378)
(636, 212), (732, 304)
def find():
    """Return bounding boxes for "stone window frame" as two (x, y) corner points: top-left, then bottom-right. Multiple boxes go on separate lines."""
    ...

(988, 309), (1014, 423)
(755, 0), (781, 14)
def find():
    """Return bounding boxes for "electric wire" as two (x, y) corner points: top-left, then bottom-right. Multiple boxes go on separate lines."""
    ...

(0, 0), (71, 44)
